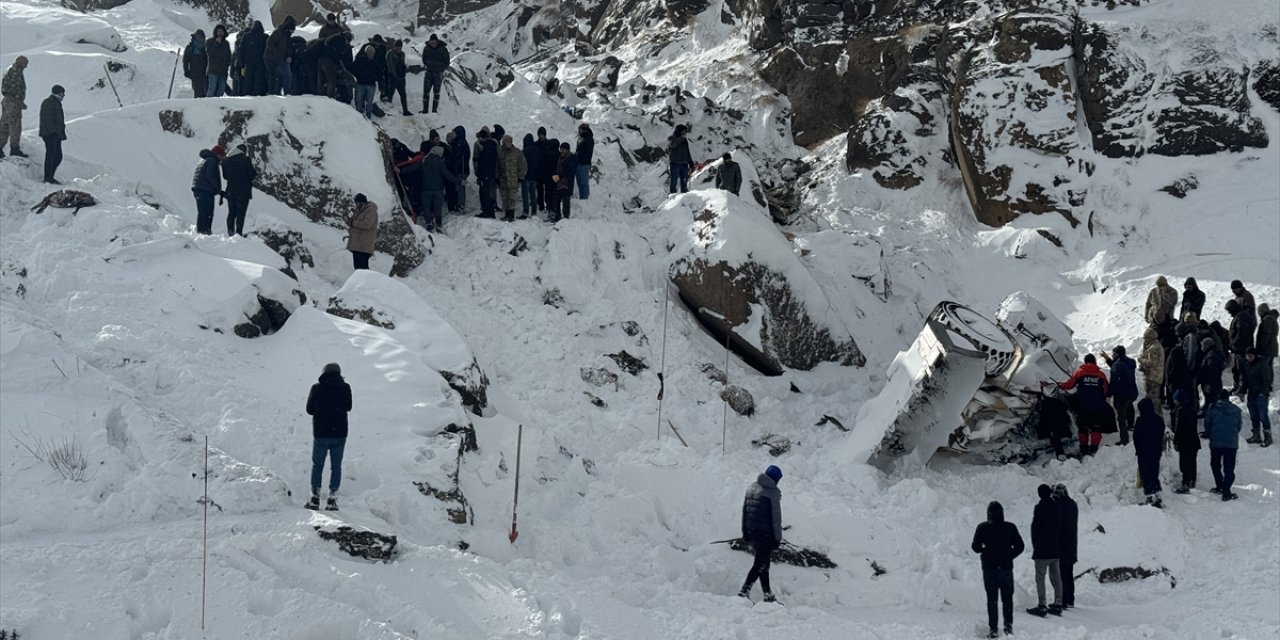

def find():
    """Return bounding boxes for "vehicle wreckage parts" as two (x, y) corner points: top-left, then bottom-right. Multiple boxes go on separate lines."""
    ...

(930, 301), (1019, 377)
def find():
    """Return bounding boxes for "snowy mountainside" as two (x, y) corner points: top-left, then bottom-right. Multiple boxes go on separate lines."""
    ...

(2, 0), (1280, 638)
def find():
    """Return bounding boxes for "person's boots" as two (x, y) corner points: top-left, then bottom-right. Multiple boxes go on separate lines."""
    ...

(1004, 624), (1013, 636)
(987, 629), (998, 639)
(0, 147), (6, 159)
(1264, 431), (1273, 448)
(432, 96), (439, 113)
(1047, 603), (1063, 615)
(9, 147), (27, 158)
(504, 210), (515, 222)
(1246, 431), (1263, 445)
(305, 488), (321, 510)
(761, 592), (778, 604)
(325, 490), (339, 511)
(737, 586), (751, 600)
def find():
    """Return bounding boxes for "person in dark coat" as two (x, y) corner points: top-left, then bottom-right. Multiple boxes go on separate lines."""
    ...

(667, 124), (693, 194)
(316, 31), (354, 100)
(1257, 303), (1279, 369)
(1198, 337), (1227, 407)
(520, 133), (539, 219)
(533, 127), (555, 211)
(1204, 388), (1242, 501)
(1180, 277), (1205, 321)
(1101, 345), (1139, 445)
(1051, 485), (1078, 610)
(1227, 299), (1256, 394)
(351, 45), (379, 119)
(1241, 348), (1273, 446)
(38, 85), (66, 185)
(1059, 354), (1110, 456)
(263, 16), (296, 95)
(1133, 398), (1165, 507)
(552, 142), (578, 222)
(289, 35), (311, 95)
(1170, 389), (1201, 493)
(1165, 343), (1197, 415)
(318, 13), (344, 40)
(305, 362), (352, 510)
(398, 145), (457, 232)
(715, 152), (743, 196)
(1231, 280), (1257, 319)
(183, 30), (208, 98)
(738, 465), (783, 604)
(191, 145), (224, 234)
(574, 123), (594, 199)
(238, 21), (268, 96)
(421, 34), (449, 113)
(345, 193), (377, 269)
(1028, 484), (1062, 617)
(220, 144), (256, 236)
(447, 125), (470, 212)
(971, 500), (1024, 638)
(473, 128), (499, 218)
(1038, 388), (1073, 459)
(368, 35), (389, 102)
(205, 25), (232, 98)
(386, 39), (410, 115)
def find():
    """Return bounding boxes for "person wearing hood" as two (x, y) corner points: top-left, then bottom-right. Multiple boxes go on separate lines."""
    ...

(183, 31), (208, 98)
(1204, 389), (1242, 501)
(447, 125), (470, 212)
(574, 123), (594, 199)
(520, 133), (540, 219)
(1051, 485), (1078, 610)
(237, 21), (268, 96)
(264, 16), (296, 95)
(1060, 354), (1110, 456)
(1139, 325), (1166, 410)
(1227, 299), (1256, 394)
(191, 144), (224, 234)
(0, 56), (29, 160)
(1231, 280), (1256, 319)
(344, 193), (378, 269)
(716, 152), (743, 196)
(305, 362), (352, 511)
(1134, 398), (1165, 508)
(398, 145), (457, 233)
(552, 142), (578, 222)
(421, 33), (449, 113)
(1198, 336), (1226, 407)
(1180, 278), (1205, 321)
(667, 124), (693, 194)
(1258, 303), (1279, 364)
(497, 135), (527, 222)
(738, 465), (783, 604)
(1101, 345), (1139, 445)
(1165, 341), (1196, 417)
(473, 127), (499, 218)
(386, 39), (410, 116)
(1145, 276), (1178, 325)
(971, 500), (1024, 638)
(205, 24), (233, 98)
(1028, 484), (1063, 617)
(1241, 348), (1273, 447)
(38, 85), (66, 184)
(1171, 390), (1201, 493)
(220, 143), (257, 236)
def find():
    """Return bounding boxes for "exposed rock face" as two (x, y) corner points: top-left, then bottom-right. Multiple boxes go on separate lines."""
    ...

(1255, 60), (1280, 112)
(270, 0), (349, 27)
(315, 523), (398, 561)
(234, 290), (303, 338)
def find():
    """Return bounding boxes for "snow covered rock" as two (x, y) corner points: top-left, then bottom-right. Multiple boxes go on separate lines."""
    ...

(314, 519), (399, 561)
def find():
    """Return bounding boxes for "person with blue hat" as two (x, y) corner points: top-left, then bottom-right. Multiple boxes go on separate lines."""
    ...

(738, 465), (783, 603)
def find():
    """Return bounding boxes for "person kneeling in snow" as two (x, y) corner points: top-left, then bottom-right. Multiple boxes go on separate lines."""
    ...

(738, 465), (783, 604)
(972, 500), (1024, 638)
(1133, 398), (1165, 508)
(306, 362), (353, 511)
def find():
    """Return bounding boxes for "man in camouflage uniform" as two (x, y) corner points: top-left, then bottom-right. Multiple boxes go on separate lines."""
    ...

(1145, 276), (1179, 324)
(0, 56), (30, 158)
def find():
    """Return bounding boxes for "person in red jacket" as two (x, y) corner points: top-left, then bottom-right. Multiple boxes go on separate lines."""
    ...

(1060, 354), (1111, 456)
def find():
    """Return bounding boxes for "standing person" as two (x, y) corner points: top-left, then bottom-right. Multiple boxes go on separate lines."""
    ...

(263, 16), (296, 95)
(1051, 485), (1078, 610)
(190, 145), (224, 235)
(520, 133), (540, 219)
(351, 45), (378, 119)
(1171, 390), (1201, 493)
(305, 362), (352, 511)
(1166, 342), (1197, 417)
(0, 56), (28, 160)
(421, 34), (449, 113)
(1060, 354), (1110, 456)
(1231, 280), (1257, 318)
(238, 21), (268, 96)
(369, 35), (389, 103)
(534, 127), (555, 211)
(1139, 325), (1166, 410)
(1227, 299), (1255, 394)
(38, 85), (66, 185)
(1037, 387), (1073, 459)
(971, 500), (1024, 639)
(1204, 389), (1242, 501)
(1133, 398), (1165, 508)
(386, 39), (411, 116)
(1101, 345), (1138, 445)
(1242, 348), (1273, 446)
(1198, 337), (1227, 407)
(344, 193), (378, 269)
(1144, 276), (1178, 325)
(716, 152), (742, 196)
(447, 126), (470, 213)
(205, 25), (233, 98)
(183, 32), (208, 98)
(1028, 484), (1063, 617)
(497, 135), (527, 222)
(574, 123), (594, 199)
(397, 145), (456, 232)
(473, 128), (499, 218)
(1180, 278), (1205, 321)
(737, 465), (783, 604)
(318, 13), (344, 39)
(220, 143), (257, 236)
(1258, 303), (1279, 368)
(667, 124), (693, 194)
(552, 142), (578, 222)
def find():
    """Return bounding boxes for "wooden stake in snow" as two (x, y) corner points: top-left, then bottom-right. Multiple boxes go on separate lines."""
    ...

(167, 48), (180, 99)
(508, 424), (523, 544)
(656, 287), (670, 441)
(200, 435), (209, 630)
(103, 63), (123, 108)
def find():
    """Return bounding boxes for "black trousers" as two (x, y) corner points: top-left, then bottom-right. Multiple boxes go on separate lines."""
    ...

(1060, 560), (1075, 607)
(352, 251), (371, 270)
(1115, 400), (1135, 442)
(42, 135), (62, 182)
(742, 533), (776, 594)
(194, 191), (215, 234)
(390, 76), (408, 113)
(1210, 447), (1236, 492)
(226, 196), (249, 236)
(982, 567), (1014, 631)
(1179, 448), (1197, 487)
(554, 190), (570, 220)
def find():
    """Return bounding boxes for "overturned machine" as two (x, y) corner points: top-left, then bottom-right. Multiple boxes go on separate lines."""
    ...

(844, 292), (1077, 470)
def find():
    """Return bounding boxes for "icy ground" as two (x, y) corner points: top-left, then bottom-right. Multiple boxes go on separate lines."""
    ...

(1, 0), (1278, 638)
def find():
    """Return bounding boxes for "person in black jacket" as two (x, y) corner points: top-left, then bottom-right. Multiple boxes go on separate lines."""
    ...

(1037, 388), (1073, 459)
(667, 124), (693, 193)
(738, 465), (783, 604)
(1051, 485), (1078, 609)
(1227, 299), (1256, 394)
(183, 30), (208, 98)
(1198, 337), (1226, 407)
(551, 142), (577, 222)
(1180, 278), (1205, 321)
(386, 39), (410, 116)
(263, 16), (296, 95)
(1133, 398), (1165, 507)
(971, 500), (1024, 638)
(237, 21), (268, 96)
(1171, 389), (1201, 492)
(351, 45), (378, 119)
(205, 25), (232, 98)
(447, 126), (470, 212)
(520, 133), (540, 219)
(220, 144), (257, 236)
(1028, 484), (1062, 617)
(473, 128), (499, 218)
(421, 33), (449, 113)
(574, 123), (593, 199)
(1101, 345), (1139, 445)
(306, 362), (352, 510)
(1165, 343), (1196, 415)
(715, 152), (742, 196)
(38, 85), (65, 184)
(191, 145), (224, 234)
(534, 127), (555, 211)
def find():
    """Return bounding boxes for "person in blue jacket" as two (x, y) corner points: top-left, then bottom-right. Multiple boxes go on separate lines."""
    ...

(1102, 345), (1139, 445)
(738, 465), (783, 604)
(1204, 389), (1242, 501)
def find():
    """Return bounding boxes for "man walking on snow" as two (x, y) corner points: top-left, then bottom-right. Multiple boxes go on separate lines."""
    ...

(738, 465), (783, 604)
(971, 500), (1024, 638)
(1028, 484), (1063, 618)
(1051, 485), (1078, 610)
(306, 362), (353, 511)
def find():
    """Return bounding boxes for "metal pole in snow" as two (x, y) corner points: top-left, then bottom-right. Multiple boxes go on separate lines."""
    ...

(167, 48), (180, 99)
(103, 62), (124, 108)
(508, 424), (523, 544)
(657, 287), (670, 441)
(201, 435), (209, 629)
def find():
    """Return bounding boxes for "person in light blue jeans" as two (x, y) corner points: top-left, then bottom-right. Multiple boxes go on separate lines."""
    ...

(305, 362), (352, 510)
